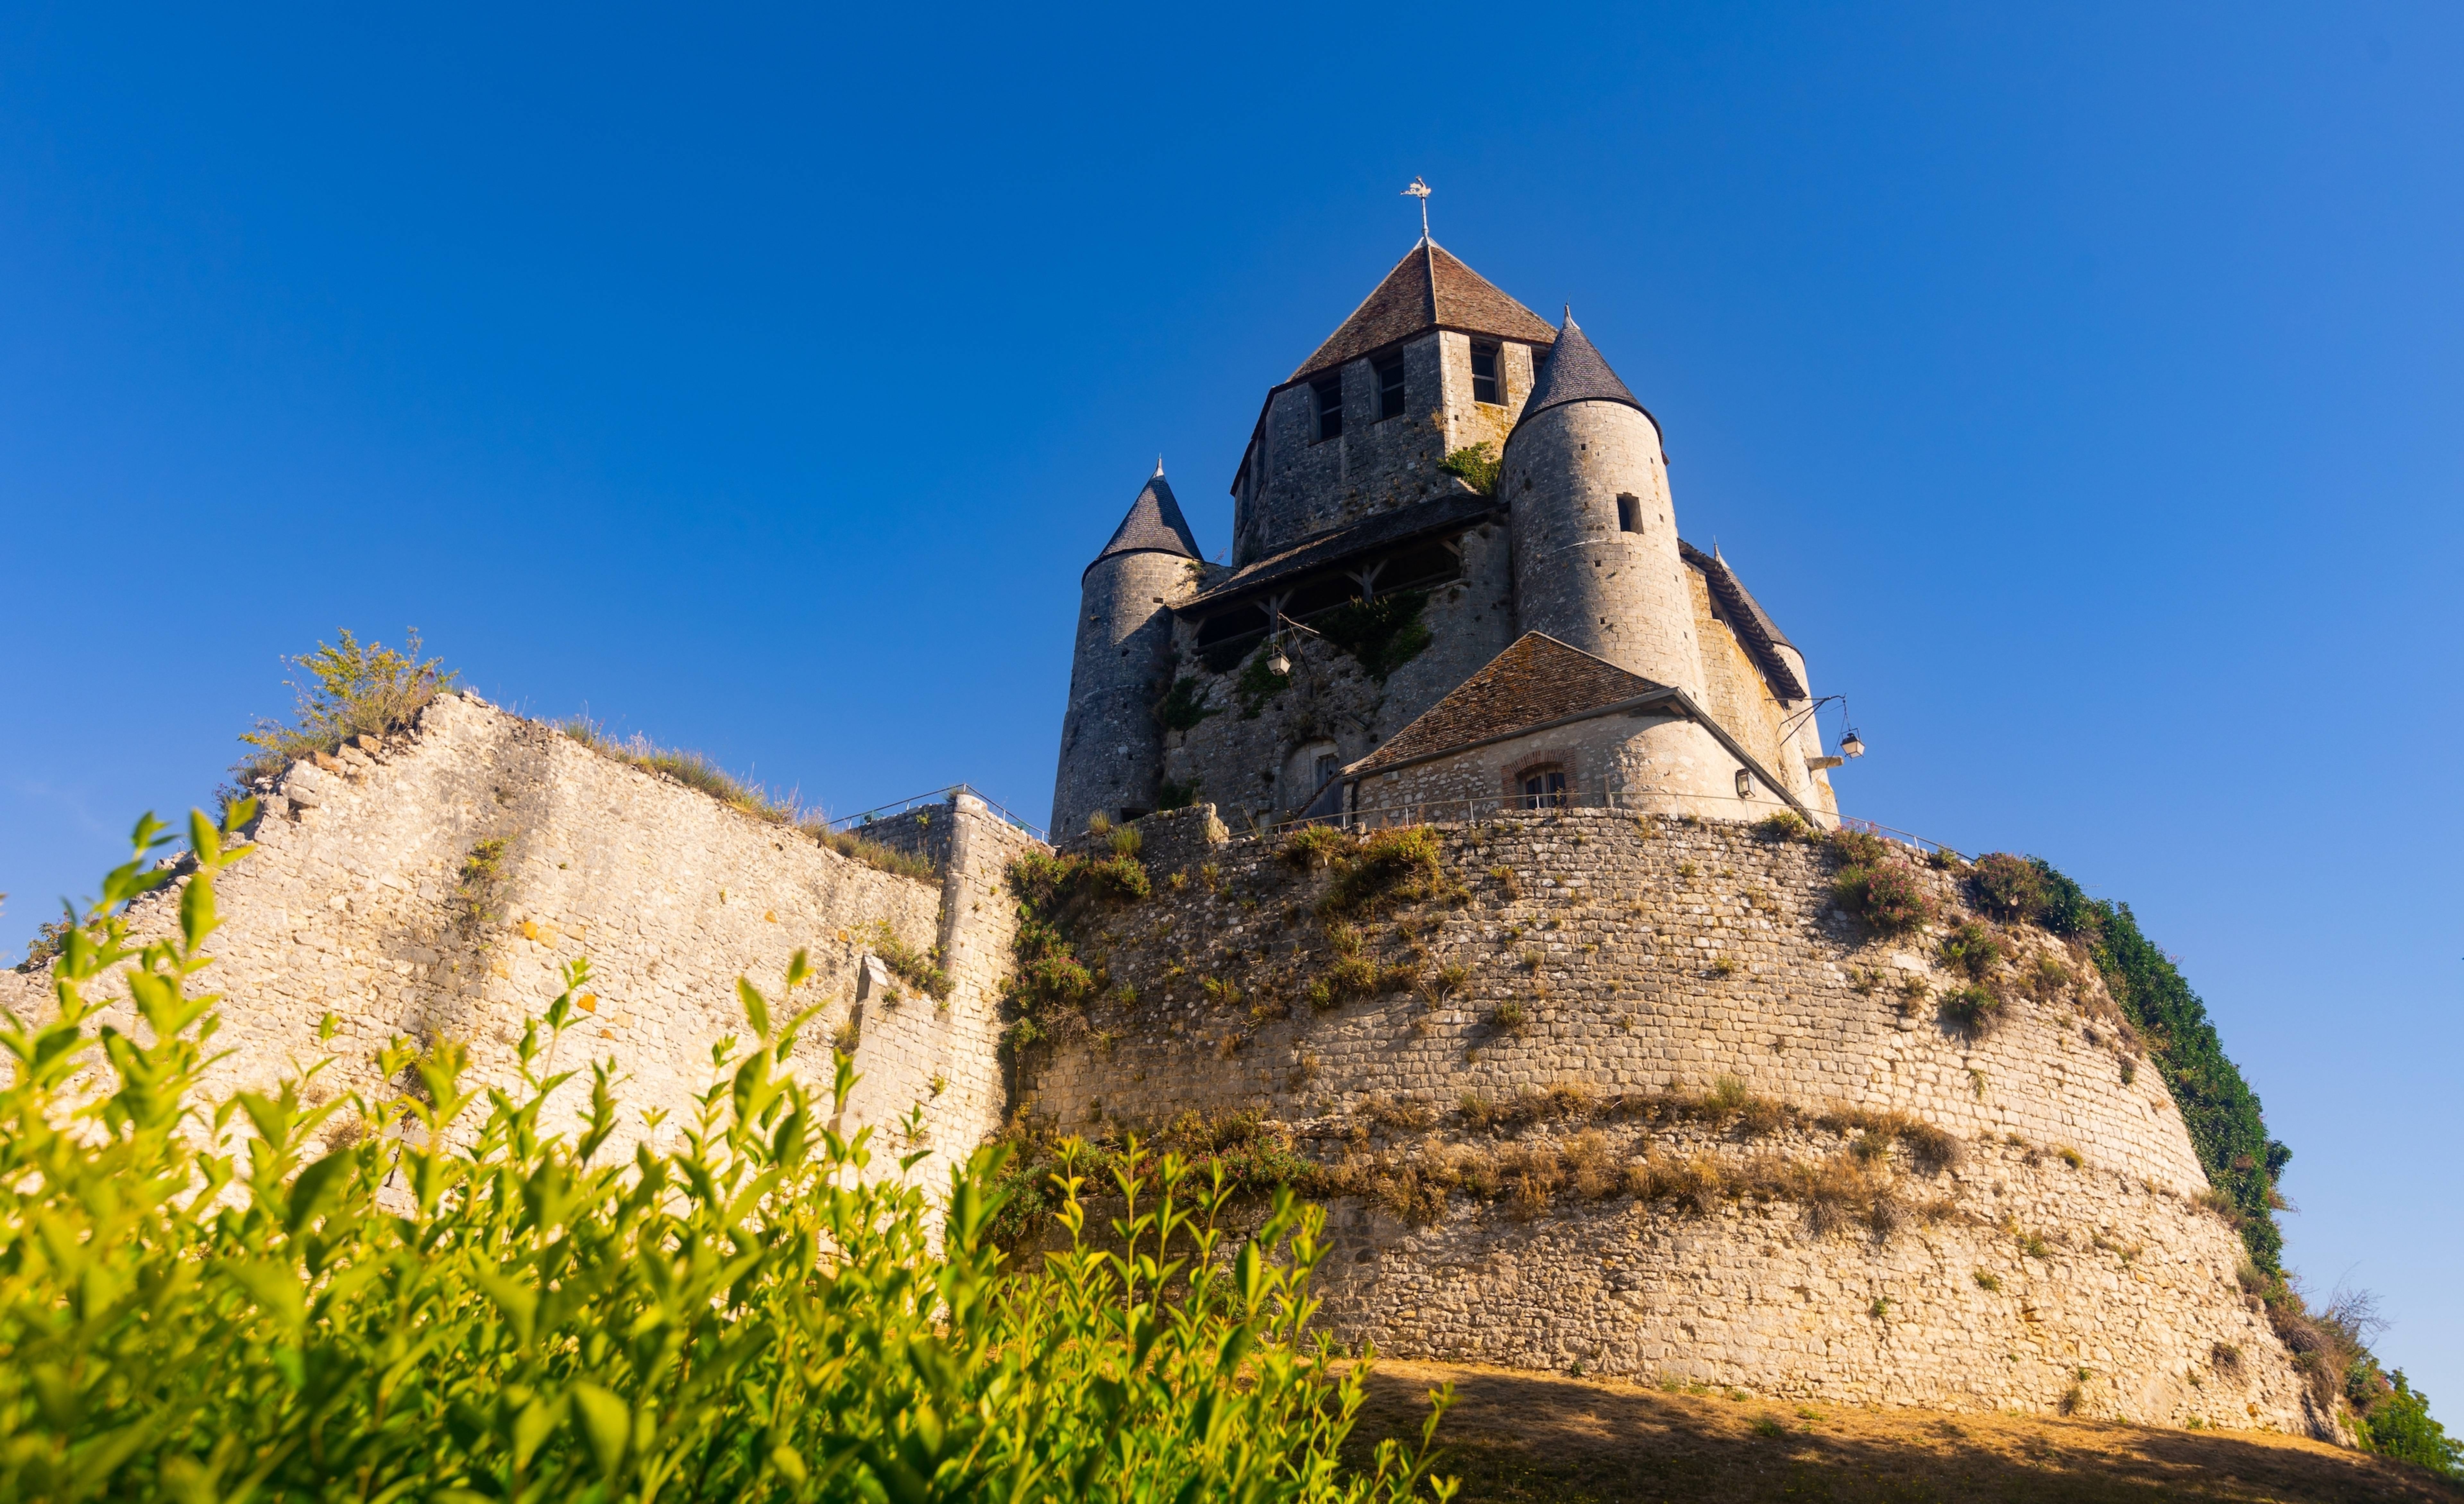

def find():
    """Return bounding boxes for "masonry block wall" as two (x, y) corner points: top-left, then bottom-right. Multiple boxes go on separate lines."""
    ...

(1163, 519), (1517, 831)
(1010, 808), (2322, 1433)
(0, 694), (1037, 1189)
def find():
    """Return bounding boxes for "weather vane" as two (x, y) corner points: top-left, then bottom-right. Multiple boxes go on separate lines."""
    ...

(1402, 176), (1431, 242)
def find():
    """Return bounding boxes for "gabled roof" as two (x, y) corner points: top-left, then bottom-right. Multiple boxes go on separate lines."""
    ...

(1288, 240), (1558, 385)
(1089, 467), (1203, 572)
(1351, 633), (1672, 775)
(1512, 313), (1649, 435)
(1680, 540), (1807, 700)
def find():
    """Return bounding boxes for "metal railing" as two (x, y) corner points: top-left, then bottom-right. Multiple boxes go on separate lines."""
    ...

(825, 785), (1048, 843)
(1237, 788), (1953, 857)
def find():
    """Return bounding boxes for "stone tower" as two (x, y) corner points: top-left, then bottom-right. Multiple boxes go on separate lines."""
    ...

(1502, 313), (1706, 699)
(1051, 466), (1204, 837)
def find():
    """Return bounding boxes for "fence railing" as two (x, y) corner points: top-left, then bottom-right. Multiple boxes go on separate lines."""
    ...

(826, 784), (1048, 843)
(1239, 789), (1952, 858)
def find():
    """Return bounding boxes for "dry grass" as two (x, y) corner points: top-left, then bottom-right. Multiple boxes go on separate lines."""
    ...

(1348, 1359), (2457, 1503)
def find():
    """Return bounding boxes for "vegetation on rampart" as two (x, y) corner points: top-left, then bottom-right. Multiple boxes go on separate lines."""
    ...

(1437, 441), (1500, 498)
(1314, 591), (1433, 682)
(233, 628), (456, 786)
(0, 807), (1457, 1501)
(554, 719), (936, 881)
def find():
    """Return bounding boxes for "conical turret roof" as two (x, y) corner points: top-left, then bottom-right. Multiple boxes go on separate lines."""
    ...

(1514, 312), (1647, 432)
(1289, 240), (1557, 384)
(1089, 465), (1203, 570)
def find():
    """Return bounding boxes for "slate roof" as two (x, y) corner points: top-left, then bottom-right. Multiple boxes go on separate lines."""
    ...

(1178, 490), (1501, 615)
(1680, 540), (1807, 700)
(1288, 241), (1558, 385)
(1089, 468), (1203, 571)
(1512, 313), (1648, 433)
(1350, 633), (1675, 775)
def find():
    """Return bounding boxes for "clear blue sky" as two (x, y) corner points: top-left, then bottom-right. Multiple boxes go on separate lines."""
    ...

(4, 3), (2458, 1409)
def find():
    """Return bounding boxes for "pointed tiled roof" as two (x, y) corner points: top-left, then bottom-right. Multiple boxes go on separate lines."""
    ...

(1512, 312), (1646, 433)
(1090, 467), (1203, 570)
(1350, 633), (1673, 775)
(1289, 241), (1558, 384)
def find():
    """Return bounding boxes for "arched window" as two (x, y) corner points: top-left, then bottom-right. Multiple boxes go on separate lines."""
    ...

(1519, 765), (1568, 810)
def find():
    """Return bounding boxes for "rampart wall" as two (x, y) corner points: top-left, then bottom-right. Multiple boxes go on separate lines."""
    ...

(1, 693), (1041, 1187)
(1013, 806), (2324, 1433)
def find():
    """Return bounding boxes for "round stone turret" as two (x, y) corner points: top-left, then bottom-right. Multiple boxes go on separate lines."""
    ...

(1051, 467), (1205, 836)
(1502, 314), (1705, 699)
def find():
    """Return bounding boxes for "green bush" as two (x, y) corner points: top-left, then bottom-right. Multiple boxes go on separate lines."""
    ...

(1966, 853), (2044, 921)
(1437, 442), (1499, 498)
(2360, 1371), (2463, 1479)
(1831, 859), (1935, 934)
(235, 629), (455, 784)
(1155, 676), (1219, 734)
(0, 808), (1456, 1502)
(1313, 592), (1432, 682)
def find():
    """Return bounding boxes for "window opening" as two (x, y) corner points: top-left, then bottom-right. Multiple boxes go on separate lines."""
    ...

(1519, 766), (1568, 809)
(1470, 343), (1501, 404)
(1616, 493), (1642, 533)
(1375, 356), (1407, 421)
(1313, 376), (1344, 441)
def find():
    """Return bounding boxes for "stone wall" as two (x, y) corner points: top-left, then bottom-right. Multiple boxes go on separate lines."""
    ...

(1164, 520), (1517, 830)
(1008, 808), (2323, 1433)
(1235, 333), (1544, 565)
(0, 694), (1041, 1190)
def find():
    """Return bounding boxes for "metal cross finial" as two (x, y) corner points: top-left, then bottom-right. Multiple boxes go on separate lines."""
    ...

(1402, 176), (1431, 242)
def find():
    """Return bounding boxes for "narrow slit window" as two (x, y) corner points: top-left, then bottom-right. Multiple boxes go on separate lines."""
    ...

(1313, 376), (1344, 441)
(1470, 342), (1501, 404)
(1375, 356), (1406, 420)
(1617, 493), (1643, 533)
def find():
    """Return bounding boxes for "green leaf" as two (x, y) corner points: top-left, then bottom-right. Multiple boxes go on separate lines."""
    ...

(512, 1395), (562, 1472)
(223, 1259), (307, 1331)
(568, 1381), (631, 1478)
(285, 1149), (353, 1236)
(738, 977), (772, 1041)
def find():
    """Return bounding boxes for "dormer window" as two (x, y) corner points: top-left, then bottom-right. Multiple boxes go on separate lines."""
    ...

(1375, 356), (1407, 421)
(1470, 342), (1501, 404)
(1313, 376), (1344, 441)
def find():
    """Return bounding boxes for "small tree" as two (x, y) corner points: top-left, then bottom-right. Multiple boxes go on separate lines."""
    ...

(236, 627), (456, 781)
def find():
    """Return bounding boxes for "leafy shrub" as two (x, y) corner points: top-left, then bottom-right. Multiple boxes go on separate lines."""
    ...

(1281, 824), (1351, 871)
(1825, 828), (1890, 868)
(1235, 645), (1291, 718)
(1155, 676), (1220, 733)
(871, 919), (953, 1001)
(1968, 852), (2045, 921)
(1937, 920), (2003, 981)
(1438, 441), (1500, 497)
(1753, 811), (1807, 841)
(235, 628), (456, 784)
(1832, 859), (1935, 934)
(2360, 1371), (2462, 1479)
(1313, 591), (1433, 681)
(1323, 827), (1449, 916)
(0, 809), (1457, 1503)
(1937, 982), (2003, 1036)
